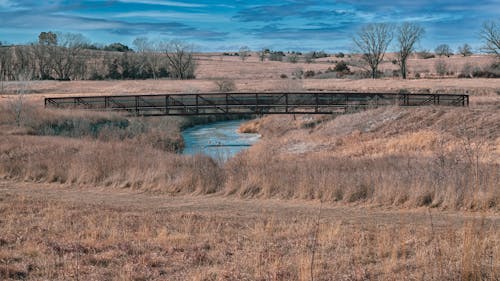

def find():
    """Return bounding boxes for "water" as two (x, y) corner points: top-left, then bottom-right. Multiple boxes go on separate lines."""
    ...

(182, 119), (260, 161)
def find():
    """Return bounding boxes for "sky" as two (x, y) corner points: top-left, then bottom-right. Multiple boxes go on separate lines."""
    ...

(0, 0), (499, 52)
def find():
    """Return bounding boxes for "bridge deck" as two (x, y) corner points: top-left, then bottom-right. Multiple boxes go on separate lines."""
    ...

(44, 92), (469, 116)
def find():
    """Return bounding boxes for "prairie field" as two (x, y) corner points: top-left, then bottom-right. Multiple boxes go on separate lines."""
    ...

(0, 53), (499, 280)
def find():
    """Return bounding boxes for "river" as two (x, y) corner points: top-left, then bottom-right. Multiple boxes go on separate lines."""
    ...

(181, 119), (260, 161)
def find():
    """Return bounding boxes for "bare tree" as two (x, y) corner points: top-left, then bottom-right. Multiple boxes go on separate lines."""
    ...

(396, 22), (424, 79)
(479, 21), (499, 58)
(458, 43), (473, 57)
(50, 32), (88, 80)
(435, 44), (453, 57)
(257, 48), (266, 62)
(239, 46), (250, 61)
(162, 41), (196, 79)
(33, 32), (57, 80)
(133, 37), (163, 79)
(8, 72), (31, 126)
(353, 23), (394, 79)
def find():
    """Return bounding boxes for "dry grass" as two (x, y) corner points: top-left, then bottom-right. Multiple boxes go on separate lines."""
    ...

(0, 184), (498, 281)
(231, 106), (499, 210)
(0, 54), (498, 280)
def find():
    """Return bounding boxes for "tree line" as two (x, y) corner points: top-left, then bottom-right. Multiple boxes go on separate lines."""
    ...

(1, 20), (498, 81)
(0, 32), (196, 81)
(352, 20), (499, 79)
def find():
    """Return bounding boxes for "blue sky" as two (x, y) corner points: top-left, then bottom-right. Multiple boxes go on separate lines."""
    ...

(0, 0), (499, 52)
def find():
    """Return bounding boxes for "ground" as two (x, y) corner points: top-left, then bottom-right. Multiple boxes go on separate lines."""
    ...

(1, 180), (498, 280)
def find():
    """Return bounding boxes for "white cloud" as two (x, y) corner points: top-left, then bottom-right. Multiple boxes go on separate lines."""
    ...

(0, 0), (12, 8)
(116, 0), (206, 8)
(111, 11), (229, 22)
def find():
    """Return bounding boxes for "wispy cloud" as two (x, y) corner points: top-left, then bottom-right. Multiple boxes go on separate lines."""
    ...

(0, 0), (497, 51)
(115, 0), (206, 8)
(112, 11), (226, 22)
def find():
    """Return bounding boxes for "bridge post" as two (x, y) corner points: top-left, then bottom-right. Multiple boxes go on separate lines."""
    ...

(255, 93), (259, 115)
(135, 96), (139, 116)
(315, 93), (319, 113)
(196, 94), (199, 114)
(285, 93), (289, 113)
(165, 95), (169, 114)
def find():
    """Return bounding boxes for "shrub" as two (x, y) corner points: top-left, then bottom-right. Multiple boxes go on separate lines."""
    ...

(435, 60), (448, 76)
(418, 50), (436, 59)
(333, 61), (350, 73)
(335, 52), (345, 58)
(304, 70), (316, 78)
(292, 68), (303, 79)
(214, 79), (236, 92)
(280, 74), (288, 79)
(269, 51), (284, 62)
(458, 63), (477, 78)
(287, 53), (299, 63)
(471, 62), (500, 78)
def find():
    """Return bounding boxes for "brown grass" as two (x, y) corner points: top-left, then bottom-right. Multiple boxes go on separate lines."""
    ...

(0, 55), (498, 280)
(230, 106), (499, 210)
(0, 184), (498, 281)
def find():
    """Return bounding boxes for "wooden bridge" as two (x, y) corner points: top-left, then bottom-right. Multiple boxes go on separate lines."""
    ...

(44, 92), (469, 116)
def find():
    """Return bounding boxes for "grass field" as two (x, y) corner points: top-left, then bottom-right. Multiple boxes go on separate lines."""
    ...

(0, 53), (499, 280)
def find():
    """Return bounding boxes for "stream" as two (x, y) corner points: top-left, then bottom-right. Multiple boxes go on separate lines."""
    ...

(181, 119), (260, 161)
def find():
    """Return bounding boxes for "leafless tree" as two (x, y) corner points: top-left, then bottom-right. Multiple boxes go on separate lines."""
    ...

(396, 22), (424, 79)
(50, 32), (88, 80)
(479, 21), (499, 58)
(8, 72), (31, 126)
(0, 47), (9, 92)
(257, 48), (266, 62)
(457, 43), (473, 57)
(238, 46), (250, 61)
(435, 44), (453, 57)
(162, 41), (196, 79)
(353, 23), (394, 79)
(133, 37), (163, 79)
(33, 44), (54, 79)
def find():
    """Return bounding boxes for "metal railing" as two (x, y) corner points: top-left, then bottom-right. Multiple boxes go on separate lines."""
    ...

(45, 92), (469, 116)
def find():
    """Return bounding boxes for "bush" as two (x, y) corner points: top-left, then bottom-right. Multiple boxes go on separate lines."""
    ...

(335, 52), (345, 58)
(269, 51), (284, 62)
(458, 63), (477, 78)
(472, 62), (500, 78)
(304, 70), (315, 78)
(418, 50), (436, 59)
(214, 79), (236, 92)
(333, 61), (350, 73)
(280, 74), (288, 79)
(435, 60), (448, 76)
(292, 68), (303, 79)
(287, 53), (298, 63)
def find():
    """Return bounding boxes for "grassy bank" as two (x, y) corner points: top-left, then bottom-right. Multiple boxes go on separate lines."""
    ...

(1, 101), (498, 211)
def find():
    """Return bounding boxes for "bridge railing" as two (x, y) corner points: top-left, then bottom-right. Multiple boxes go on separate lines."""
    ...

(45, 92), (469, 116)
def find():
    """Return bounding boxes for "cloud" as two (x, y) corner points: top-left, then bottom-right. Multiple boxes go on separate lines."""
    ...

(112, 11), (225, 22)
(115, 0), (206, 8)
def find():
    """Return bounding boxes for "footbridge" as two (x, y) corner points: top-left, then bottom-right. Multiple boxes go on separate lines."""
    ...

(44, 92), (469, 116)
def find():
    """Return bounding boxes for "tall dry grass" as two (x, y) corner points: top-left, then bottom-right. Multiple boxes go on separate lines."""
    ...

(0, 194), (498, 280)
(0, 100), (498, 210)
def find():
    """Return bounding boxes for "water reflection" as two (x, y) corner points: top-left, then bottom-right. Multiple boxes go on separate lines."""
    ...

(182, 119), (260, 161)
